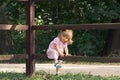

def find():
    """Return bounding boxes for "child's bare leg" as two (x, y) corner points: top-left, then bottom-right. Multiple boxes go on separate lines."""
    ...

(58, 60), (63, 64)
(56, 68), (60, 75)
(54, 58), (62, 75)
(54, 58), (58, 63)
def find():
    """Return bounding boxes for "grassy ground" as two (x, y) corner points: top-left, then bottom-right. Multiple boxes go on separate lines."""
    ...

(0, 71), (120, 80)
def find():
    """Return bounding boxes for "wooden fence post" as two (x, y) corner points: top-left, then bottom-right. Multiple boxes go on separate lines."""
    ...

(25, 0), (35, 76)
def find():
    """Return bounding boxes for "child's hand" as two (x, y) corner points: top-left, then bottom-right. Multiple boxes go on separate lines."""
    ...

(66, 53), (72, 56)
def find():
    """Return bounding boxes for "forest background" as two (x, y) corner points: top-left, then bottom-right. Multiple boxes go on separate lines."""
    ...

(0, 0), (120, 56)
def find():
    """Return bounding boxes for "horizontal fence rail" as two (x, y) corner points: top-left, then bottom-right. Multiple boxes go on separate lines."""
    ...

(0, 25), (28, 30)
(61, 56), (120, 63)
(33, 54), (49, 60)
(0, 54), (28, 60)
(1, 54), (120, 63)
(1, 23), (120, 30)
(32, 23), (120, 30)
(1, 54), (119, 63)
(33, 54), (120, 63)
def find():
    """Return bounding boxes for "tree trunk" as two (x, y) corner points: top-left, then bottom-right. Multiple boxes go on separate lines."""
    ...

(102, 19), (120, 56)
(0, 2), (11, 54)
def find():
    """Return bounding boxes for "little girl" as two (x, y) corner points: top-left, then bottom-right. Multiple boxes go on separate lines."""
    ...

(46, 29), (73, 75)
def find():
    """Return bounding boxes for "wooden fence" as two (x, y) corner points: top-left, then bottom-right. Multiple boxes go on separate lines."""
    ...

(0, 0), (120, 76)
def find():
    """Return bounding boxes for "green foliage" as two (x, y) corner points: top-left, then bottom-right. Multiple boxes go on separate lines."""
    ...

(35, 30), (59, 54)
(71, 30), (108, 56)
(7, 0), (26, 24)
(35, 0), (120, 24)
(6, 0), (120, 56)
(10, 31), (26, 54)
(0, 71), (120, 80)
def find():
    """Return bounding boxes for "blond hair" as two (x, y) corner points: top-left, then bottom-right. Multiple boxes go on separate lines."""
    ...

(58, 29), (73, 44)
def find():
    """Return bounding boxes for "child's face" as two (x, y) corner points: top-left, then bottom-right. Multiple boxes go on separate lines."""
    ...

(59, 30), (73, 44)
(61, 36), (69, 43)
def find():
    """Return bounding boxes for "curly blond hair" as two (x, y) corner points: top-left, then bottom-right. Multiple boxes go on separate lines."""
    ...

(58, 29), (73, 44)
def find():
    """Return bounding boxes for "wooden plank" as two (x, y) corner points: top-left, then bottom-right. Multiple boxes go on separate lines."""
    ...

(33, 54), (120, 63)
(33, 54), (49, 60)
(25, 0), (35, 76)
(61, 56), (120, 63)
(0, 53), (119, 62)
(0, 54), (28, 61)
(0, 25), (28, 30)
(32, 23), (120, 30)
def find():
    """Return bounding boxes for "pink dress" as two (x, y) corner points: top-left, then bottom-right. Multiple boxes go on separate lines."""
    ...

(47, 37), (67, 59)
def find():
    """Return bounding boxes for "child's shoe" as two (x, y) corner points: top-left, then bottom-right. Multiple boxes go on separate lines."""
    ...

(55, 72), (59, 76)
(55, 72), (63, 76)
(54, 62), (61, 68)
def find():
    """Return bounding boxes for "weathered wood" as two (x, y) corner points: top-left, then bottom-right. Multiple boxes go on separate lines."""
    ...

(0, 54), (120, 63)
(25, 0), (35, 76)
(1, 23), (119, 30)
(32, 23), (120, 30)
(33, 54), (49, 60)
(33, 54), (120, 63)
(0, 54), (28, 60)
(61, 56), (120, 63)
(0, 25), (28, 30)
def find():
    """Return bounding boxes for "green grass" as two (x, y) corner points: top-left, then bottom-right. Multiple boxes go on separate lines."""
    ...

(0, 71), (120, 80)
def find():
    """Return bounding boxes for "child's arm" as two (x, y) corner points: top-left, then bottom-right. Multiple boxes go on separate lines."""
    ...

(64, 46), (71, 56)
(54, 43), (64, 57)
